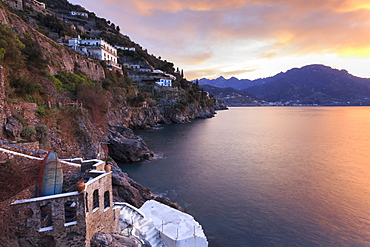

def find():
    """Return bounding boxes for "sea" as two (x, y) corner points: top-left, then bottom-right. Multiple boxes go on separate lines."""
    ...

(119, 107), (370, 247)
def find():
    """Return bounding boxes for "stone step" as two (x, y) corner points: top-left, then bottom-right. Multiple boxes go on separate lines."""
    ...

(145, 228), (159, 240)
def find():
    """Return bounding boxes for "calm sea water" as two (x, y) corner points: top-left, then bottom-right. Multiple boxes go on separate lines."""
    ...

(119, 107), (370, 247)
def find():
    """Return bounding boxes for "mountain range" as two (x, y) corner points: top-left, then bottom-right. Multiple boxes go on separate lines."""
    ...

(198, 65), (370, 106)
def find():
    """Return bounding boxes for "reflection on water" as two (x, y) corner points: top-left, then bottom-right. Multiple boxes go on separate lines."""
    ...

(120, 107), (370, 247)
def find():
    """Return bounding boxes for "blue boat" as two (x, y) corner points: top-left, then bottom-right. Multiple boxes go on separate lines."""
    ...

(38, 152), (63, 196)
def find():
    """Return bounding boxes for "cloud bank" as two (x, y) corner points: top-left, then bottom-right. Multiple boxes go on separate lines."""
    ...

(70, 0), (370, 79)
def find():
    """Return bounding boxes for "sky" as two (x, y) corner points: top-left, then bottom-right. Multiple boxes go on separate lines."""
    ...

(69, 0), (370, 80)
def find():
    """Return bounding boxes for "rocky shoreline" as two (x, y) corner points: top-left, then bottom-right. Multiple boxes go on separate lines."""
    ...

(105, 103), (222, 163)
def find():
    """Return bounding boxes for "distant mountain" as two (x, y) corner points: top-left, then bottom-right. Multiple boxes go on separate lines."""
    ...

(201, 85), (261, 106)
(245, 64), (370, 105)
(198, 64), (370, 106)
(197, 76), (264, 90)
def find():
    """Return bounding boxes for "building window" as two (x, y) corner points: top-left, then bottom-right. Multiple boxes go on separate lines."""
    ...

(65, 201), (77, 223)
(93, 189), (99, 209)
(40, 203), (52, 228)
(104, 191), (110, 209)
(85, 192), (89, 213)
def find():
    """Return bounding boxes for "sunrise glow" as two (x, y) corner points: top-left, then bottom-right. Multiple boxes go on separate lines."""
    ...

(69, 0), (370, 80)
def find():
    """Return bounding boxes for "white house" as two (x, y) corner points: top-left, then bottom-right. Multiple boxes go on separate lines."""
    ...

(156, 78), (172, 87)
(152, 69), (164, 74)
(140, 68), (152, 72)
(115, 46), (136, 51)
(165, 73), (177, 80)
(32, 0), (45, 8)
(68, 38), (121, 69)
(70, 11), (88, 17)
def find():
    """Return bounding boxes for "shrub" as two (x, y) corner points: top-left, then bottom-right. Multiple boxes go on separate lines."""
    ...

(35, 125), (48, 144)
(21, 125), (36, 141)
(20, 36), (48, 70)
(55, 72), (92, 94)
(10, 76), (44, 97)
(48, 73), (63, 92)
(0, 22), (24, 68)
(0, 47), (5, 59)
(36, 105), (49, 117)
(13, 114), (25, 125)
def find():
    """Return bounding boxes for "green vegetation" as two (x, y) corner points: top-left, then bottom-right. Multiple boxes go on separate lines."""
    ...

(0, 22), (24, 69)
(21, 125), (36, 141)
(35, 125), (48, 144)
(54, 72), (92, 94)
(9, 76), (43, 98)
(33, 13), (76, 38)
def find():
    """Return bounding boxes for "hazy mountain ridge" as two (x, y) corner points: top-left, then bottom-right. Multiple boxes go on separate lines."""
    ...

(198, 76), (263, 90)
(199, 65), (370, 105)
(201, 85), (261, 106)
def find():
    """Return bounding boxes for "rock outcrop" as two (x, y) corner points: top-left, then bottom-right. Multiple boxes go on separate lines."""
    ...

(213, 99), (229, 110)
(4, 116), (22, 139)
(111, 161), (153, 208)
(90, 232), (143, 247)
(111, 161), (183, 211)
(108, 130), (153, 163)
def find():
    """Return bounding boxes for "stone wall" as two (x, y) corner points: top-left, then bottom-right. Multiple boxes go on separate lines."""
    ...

(0, 147), (80, 189)
(12, 192), (87, 247)
(1, 148), (116, 246)
(0, 147), (41, 164)
(0, 142), (40, 156)
(85, 171), (117, 243)
(10, 166), (117, 246)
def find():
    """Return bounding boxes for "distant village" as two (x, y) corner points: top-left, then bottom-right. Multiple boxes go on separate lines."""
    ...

(66, 36), (176, 88)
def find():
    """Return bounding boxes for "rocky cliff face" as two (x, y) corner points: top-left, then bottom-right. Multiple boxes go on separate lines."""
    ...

(0, 8), (105, 81)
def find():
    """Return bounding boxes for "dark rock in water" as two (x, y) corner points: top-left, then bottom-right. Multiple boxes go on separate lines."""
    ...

(142, 152), (153, 160)
(4, 116), (22, 139)
(110, 161), (153, 208)
(154, 196), (184, 211)
(213, 99), (229, 110)
(111, 125), (135, 139)
(90, 232), (141, 247)
(197, 110), (215, 119)
(108, 131), (154, 162)
(110, 161), (183, 211)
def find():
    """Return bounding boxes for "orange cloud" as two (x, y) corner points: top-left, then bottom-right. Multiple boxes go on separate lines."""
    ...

(70, 0), (370, 79)
(125, 0), (370, 15)
(186, 66), (256, 80)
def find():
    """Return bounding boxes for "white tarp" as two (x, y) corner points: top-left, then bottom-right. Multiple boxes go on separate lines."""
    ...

(140, 200), (208, 247)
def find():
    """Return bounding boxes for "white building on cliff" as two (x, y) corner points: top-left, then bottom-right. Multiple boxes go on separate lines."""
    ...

(68, 37), (122, 70)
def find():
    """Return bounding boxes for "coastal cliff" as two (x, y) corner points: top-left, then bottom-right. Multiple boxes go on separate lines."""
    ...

(0, 0), (222, 160)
